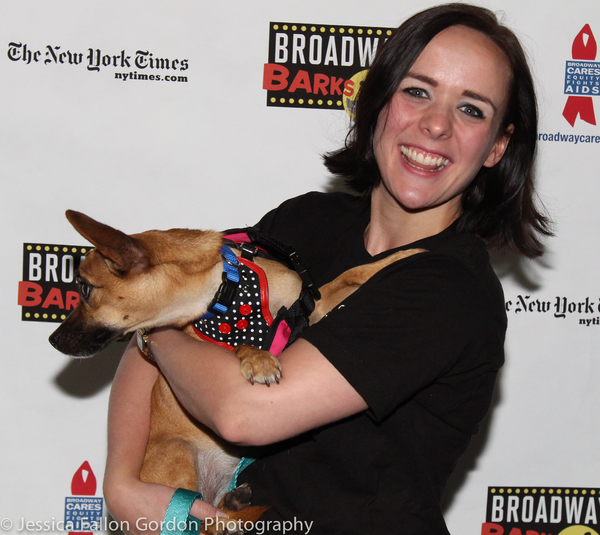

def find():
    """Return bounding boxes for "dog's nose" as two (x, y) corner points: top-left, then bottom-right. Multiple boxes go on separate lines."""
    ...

(48, 325), (64, 350)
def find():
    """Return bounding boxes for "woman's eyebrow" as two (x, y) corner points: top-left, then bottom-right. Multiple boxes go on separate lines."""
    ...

(405, 72), (437, 86)
(405, 72), (498, 114)
(462, 89), (498, 114)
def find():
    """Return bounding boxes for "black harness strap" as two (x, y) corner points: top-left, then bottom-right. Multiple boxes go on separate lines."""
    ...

(222, 227), (319, 350)
(232, 227), (321, 301)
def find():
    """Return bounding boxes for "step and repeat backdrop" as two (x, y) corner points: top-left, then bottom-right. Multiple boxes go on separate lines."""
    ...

(2, 1), (600, 533)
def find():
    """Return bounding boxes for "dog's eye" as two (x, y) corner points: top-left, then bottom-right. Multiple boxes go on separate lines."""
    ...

(80, 282), (91, 300)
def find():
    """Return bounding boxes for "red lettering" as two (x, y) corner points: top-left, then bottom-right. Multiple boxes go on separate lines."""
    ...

(481, 524), (504, 535)
(288, 70), (312, 93)
(18, 281), (43, 307)
(525, 531), (540, 535)
(66, 291), (79, 310)
(507, 529), (523, 535)
(42, 287), (65, 309)
(313, 73), (329, 95)
(262, 63), (289, 90)
(330, 76), (344, 95)
(343, 79), (355, 97)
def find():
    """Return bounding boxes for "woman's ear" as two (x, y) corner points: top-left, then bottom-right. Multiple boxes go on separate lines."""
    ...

(483, 123), (515, 168)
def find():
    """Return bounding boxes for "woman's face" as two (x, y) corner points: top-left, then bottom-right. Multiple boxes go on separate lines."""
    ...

(372, 25), (513, 225)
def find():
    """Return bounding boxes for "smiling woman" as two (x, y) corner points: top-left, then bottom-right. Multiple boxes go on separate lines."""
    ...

(103, 4), (552, 535)
(325, 3), (551, 257)
(366, 26), (514, 254)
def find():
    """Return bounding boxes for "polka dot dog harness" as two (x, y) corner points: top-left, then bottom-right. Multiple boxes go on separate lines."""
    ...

(192, 229), (320, 356)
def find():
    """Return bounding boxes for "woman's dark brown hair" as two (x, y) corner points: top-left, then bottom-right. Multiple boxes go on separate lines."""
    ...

(324, 3), (552, 257)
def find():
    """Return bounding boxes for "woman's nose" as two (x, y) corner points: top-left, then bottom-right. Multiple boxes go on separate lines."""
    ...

(419, 105), (453, 139)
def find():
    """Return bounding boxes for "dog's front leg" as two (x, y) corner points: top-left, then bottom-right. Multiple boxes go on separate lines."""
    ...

(234, 345), (281, 386)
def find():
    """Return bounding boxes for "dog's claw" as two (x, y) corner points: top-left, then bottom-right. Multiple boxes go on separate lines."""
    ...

(236, 346), (282, 386)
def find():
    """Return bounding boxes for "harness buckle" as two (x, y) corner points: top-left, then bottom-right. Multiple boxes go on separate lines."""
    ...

(288, 250), (321, 300)
(208, 273), (238, 315)
(239, 242), (259, 260)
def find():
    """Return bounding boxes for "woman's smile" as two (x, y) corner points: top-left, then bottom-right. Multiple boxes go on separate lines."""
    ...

(400, 145), (450, 172)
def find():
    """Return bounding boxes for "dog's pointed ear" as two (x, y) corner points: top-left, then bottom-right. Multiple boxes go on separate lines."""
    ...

(65, 210), (150, 274)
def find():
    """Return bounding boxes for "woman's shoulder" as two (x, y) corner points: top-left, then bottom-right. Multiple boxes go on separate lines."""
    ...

(414, 231), (505, 320)
(404, 224), (492, 276)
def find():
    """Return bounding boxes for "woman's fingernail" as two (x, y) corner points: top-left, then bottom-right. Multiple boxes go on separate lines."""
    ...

(216, 510), (229, 518)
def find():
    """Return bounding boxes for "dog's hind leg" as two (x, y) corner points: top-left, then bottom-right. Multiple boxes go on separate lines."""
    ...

(139, 375), (204, 491)
(141, 435), (200, 491)
(141, 375), (244, 499)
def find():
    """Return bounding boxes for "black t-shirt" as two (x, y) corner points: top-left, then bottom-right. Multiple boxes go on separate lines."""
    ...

(238, 192), (506, 535)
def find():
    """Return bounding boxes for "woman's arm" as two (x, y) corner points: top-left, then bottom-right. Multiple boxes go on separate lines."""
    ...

(103, 337), (227, 534)
(147, 328), (368, 446)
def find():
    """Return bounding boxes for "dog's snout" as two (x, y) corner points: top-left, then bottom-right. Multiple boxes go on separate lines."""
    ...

(48, 320), (123, 357)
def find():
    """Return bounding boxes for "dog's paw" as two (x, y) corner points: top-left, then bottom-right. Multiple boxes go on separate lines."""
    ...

(235, 345), (281, 386)
(221, 483), (253, 512)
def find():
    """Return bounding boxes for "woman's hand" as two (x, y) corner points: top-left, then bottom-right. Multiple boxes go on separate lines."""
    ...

(104, 477), (227, 535)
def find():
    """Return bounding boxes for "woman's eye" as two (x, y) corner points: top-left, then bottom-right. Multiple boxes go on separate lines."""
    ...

(460, 104), (485, 119)
(403, 87), (428, 99)
(80, 282), (91, 300)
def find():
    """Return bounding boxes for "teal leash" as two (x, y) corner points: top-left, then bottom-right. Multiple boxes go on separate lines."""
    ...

(160, 488), (203, 535)
(227, 457), (255, 492)
(159, 458), (255, 535)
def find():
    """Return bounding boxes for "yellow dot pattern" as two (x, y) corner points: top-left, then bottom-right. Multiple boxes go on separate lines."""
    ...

(490, 487), (598, 496)
(26, 244), (88, 255)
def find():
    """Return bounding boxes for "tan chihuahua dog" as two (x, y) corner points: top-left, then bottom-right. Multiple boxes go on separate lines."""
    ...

(49, 210), (423, 533)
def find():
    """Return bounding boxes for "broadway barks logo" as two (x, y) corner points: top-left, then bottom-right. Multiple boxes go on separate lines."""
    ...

(263, 22), (393, 116)
(563, 25), (598, 127)
(482, 487), (600, 535)
(18, 243), (85, 323)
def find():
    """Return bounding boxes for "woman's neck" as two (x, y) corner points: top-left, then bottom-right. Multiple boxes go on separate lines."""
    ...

(364, 188), (460, 256)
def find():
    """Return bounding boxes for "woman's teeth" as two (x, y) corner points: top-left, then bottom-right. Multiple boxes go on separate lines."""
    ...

(401, 146), (449, 171)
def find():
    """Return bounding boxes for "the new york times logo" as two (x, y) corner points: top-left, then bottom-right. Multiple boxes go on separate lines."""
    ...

(7, 42), (189, 73)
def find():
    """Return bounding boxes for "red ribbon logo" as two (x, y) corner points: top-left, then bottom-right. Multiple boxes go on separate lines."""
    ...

(563, 24), (597, 126)
(69, 461), (97, 535)
(71, 460), (97, 495)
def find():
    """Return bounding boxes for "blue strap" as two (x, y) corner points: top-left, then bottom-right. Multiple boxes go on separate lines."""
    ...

(202, 245), (240, 318)
(160, 488), (203, 535)
(220, 244), (240, 284)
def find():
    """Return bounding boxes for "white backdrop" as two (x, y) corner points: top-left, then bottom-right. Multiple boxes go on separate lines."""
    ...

(2, 1), (600, 534)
